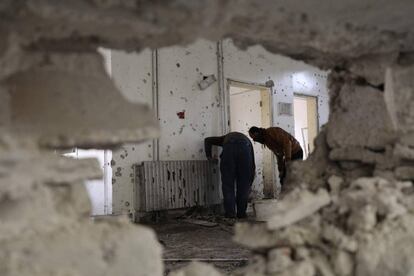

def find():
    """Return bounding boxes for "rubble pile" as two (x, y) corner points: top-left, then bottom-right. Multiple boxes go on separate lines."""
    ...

(233, 177), (414, 276)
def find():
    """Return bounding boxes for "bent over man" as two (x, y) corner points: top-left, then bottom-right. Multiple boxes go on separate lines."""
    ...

(204, 132), (255, 219)
(248, 126), (303, 186)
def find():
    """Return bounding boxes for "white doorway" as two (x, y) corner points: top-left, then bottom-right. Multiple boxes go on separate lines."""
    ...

(228, 80), (274, 199)
(64, 149), (113, 216)
(293, 95), (318, 159)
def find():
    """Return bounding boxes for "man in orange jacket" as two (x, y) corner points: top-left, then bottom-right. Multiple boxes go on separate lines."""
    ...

(248, 126), (303, 186)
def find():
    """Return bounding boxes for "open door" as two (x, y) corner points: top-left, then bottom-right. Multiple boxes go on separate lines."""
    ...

(293, 95), (318, 159)
(228, 80), (274, 199)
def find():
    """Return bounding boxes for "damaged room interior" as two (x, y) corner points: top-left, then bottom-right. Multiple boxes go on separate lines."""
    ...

(1, 1), (414, 276)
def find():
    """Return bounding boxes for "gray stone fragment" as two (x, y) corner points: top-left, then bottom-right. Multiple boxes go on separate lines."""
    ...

(267, 188), (331, 230)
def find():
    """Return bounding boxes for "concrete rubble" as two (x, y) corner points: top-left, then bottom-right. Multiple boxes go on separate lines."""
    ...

(266, 188), (331, 230)
(170, 262), (222, 276)
(0, 0), (413, 275)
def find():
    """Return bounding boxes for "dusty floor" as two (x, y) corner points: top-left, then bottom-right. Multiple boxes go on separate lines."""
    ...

(146, 217), (253, 274)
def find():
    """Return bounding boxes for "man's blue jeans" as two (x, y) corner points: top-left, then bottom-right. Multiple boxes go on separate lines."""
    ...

(220, 139), (254, 218)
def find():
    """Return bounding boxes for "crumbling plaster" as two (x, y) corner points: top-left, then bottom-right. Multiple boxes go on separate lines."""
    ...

(0, 1), (414, 275)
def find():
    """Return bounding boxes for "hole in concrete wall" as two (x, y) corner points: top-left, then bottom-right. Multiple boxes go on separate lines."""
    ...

(101, 39), (331, 273)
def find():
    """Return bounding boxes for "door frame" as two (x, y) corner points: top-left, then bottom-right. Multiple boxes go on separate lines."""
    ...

(293, 93), (320, 132)
(226, 79), (277, 198)
(293, 93), (320, 158)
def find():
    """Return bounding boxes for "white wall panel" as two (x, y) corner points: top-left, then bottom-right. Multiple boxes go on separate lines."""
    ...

(111, 49), (154, 214)
(157, 39), (222, 161)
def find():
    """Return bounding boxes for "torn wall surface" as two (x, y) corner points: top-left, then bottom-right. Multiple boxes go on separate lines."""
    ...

(0, 0), (414, 276)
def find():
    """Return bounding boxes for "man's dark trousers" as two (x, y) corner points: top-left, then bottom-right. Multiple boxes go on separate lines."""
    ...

(220, 138), (254, 218)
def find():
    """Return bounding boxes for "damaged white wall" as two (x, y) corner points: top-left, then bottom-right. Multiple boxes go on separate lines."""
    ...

(109, 39), (329, 215)
(223, 39), (329, 134)
(110, 49), (154, 214)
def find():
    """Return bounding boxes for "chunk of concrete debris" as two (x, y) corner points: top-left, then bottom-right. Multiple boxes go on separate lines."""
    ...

(347, 205), (377, 232)
(327, 83), (395, 149)
(0, 221), (164, 276)
(272, 261), (315, 276)
(266, 188), (331, 230)
(394, 143), (414, 161)
(385, 65), (414, 136)
(321, 223), (358, 252)
(267, 248), (294, 274)
(356, 214), (414, 276)
(311, 254), (335, 276)
(333, 250), (354, 276)
(234, 220), (320, 250)
(327, 175), (343, 195)
(169, 262), (222, 276)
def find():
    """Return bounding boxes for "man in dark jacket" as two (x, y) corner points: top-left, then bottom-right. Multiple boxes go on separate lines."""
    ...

(204, 132), (255, 219)
(248, 126), (303, 186)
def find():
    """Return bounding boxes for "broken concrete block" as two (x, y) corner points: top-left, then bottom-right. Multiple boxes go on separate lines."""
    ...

(170, 262), (222, 276)
(5, 53), (159, 149)
(267, 248), (293, 274)
(266, 188), (331, 230)
(327, 83), (395, 150)
(329, 147), (387, 164)
(0, 221), (164, 276)
(332, 250), (354, 276)
(234, 221), (319, 250)
(385, 65), (414, 136)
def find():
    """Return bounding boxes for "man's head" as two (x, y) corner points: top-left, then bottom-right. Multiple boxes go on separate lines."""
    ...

(249, 126), (265, 144)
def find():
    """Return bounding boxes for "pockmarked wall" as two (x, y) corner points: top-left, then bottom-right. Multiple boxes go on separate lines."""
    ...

(222, 39), (329, 135)
(108, 39), (329, 215)
(157, 40), (222, 161)
(110, 49), (154, 214)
